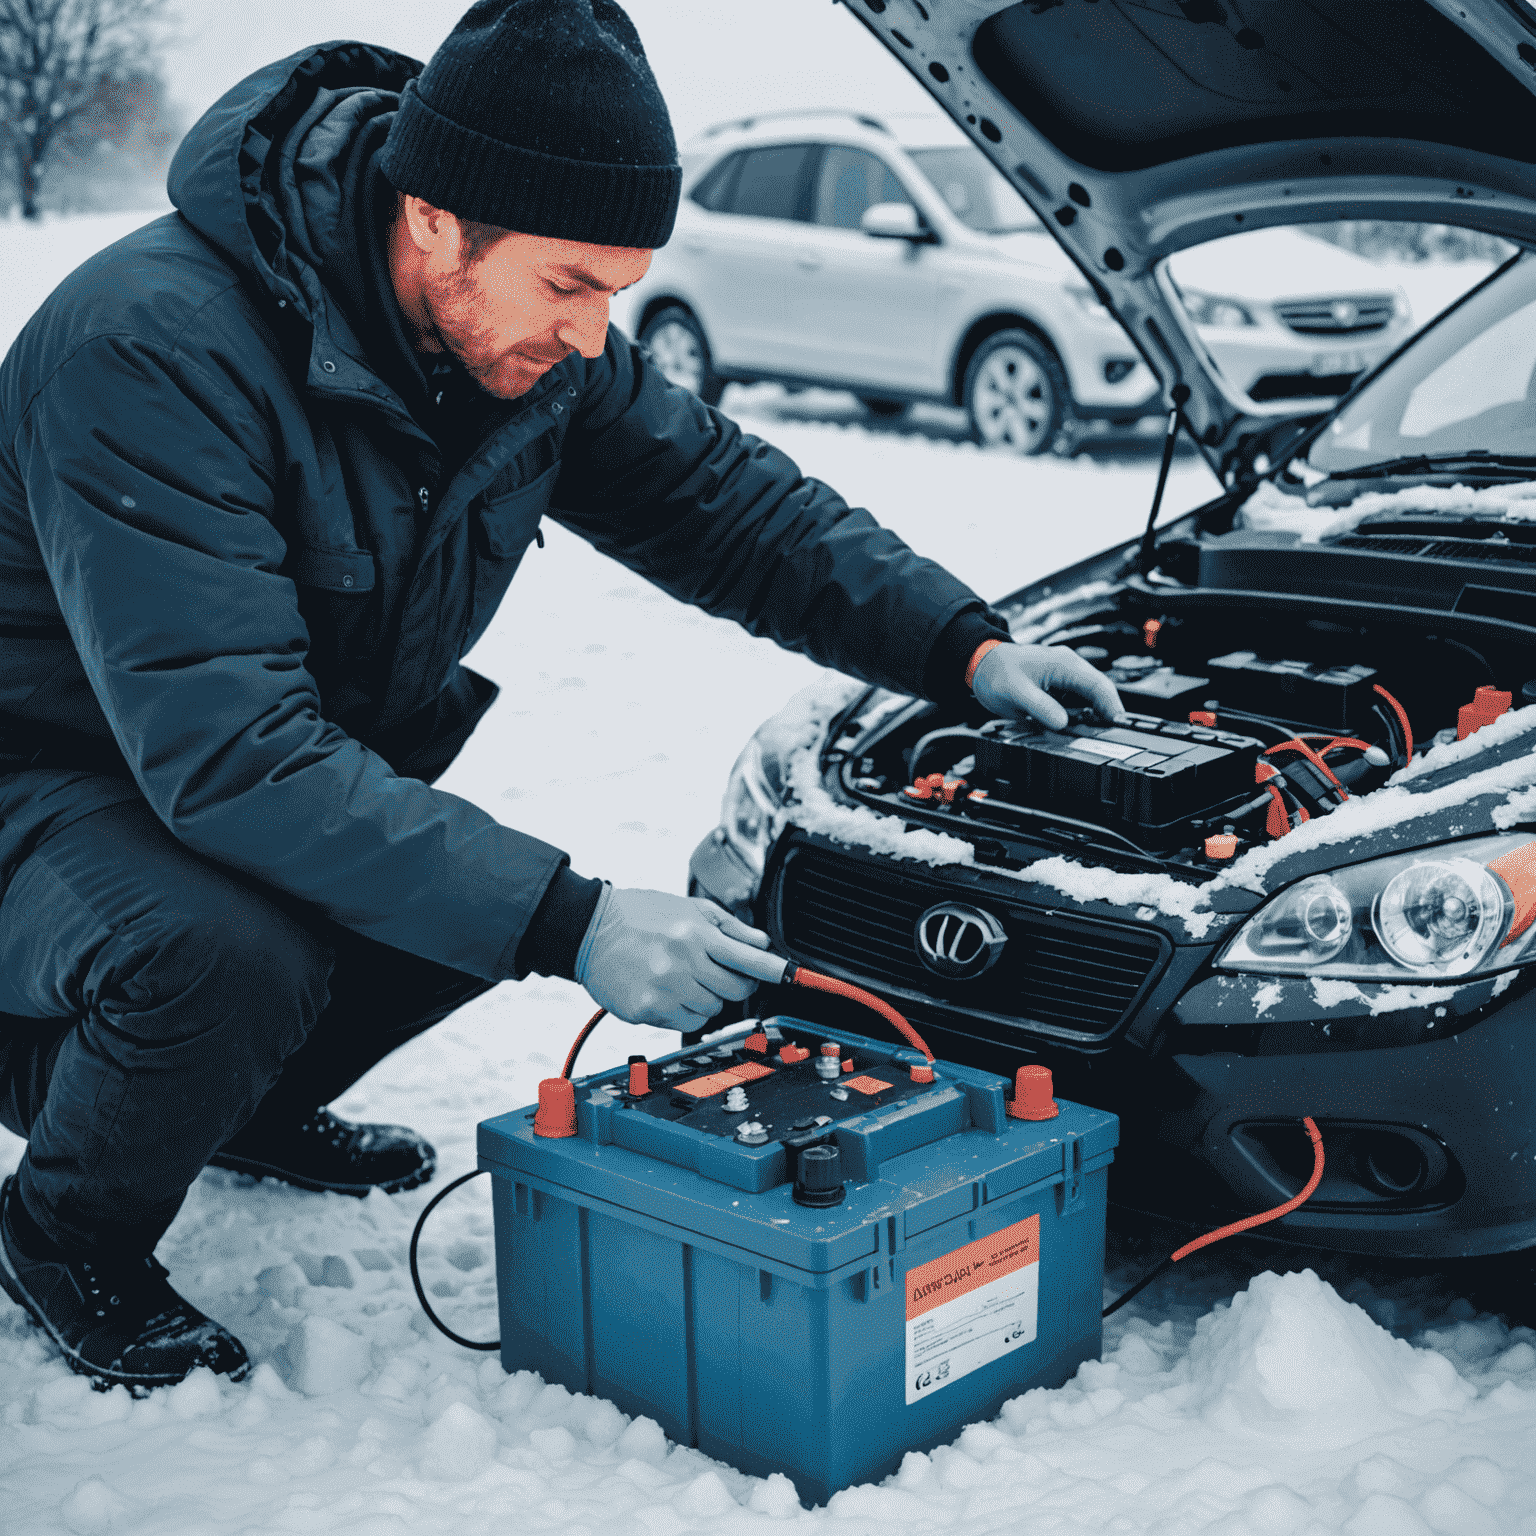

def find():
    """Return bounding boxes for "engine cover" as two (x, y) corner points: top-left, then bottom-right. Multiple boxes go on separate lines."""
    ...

(973, 713), (1264, 833)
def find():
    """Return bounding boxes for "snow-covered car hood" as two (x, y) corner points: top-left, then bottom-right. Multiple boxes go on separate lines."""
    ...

(840, 0), (1536, 482)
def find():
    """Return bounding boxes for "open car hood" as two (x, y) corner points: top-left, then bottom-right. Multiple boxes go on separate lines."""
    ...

(840, 0), (1536, 484)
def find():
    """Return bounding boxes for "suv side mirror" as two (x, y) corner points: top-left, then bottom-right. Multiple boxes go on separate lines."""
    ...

(860, 202), (933, 242)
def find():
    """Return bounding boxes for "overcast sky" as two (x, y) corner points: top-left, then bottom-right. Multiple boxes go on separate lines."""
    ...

(158, 0), (938, 148)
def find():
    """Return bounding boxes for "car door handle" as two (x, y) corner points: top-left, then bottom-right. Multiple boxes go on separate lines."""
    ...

(683, 238), (708, 255)
(795, 251), (822, 271)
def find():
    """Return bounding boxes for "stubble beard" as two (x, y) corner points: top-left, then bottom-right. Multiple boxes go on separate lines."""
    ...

(422, 262), (552, 400)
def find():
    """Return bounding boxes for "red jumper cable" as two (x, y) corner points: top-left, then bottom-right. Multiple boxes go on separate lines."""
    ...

(1101, 1117), (1325, 1317)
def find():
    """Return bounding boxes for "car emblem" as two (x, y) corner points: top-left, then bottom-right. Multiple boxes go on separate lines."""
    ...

(1330, 300), (1357, 327)
(914, 902), (1008, 980)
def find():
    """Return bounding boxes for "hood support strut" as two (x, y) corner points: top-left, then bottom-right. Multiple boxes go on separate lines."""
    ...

(1139, 384), (1191, 578)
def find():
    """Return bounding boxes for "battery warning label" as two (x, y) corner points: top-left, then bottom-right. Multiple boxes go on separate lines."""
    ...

(904, 1215), (1039, 1405)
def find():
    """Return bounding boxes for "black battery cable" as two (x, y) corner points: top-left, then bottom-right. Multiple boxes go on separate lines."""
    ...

(407, 1007), (612, 1353)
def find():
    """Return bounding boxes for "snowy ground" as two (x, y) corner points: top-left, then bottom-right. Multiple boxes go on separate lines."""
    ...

(4, 213), (1535, 1535)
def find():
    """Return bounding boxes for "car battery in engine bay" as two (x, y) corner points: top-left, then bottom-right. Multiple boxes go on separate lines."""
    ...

(1203, 651), (1380, 732)
(972, 712), (1264, 835)
(478, 1021), (1116, 1505)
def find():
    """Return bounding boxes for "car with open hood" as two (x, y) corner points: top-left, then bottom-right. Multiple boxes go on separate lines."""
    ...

(688, 0), (1536, 1267)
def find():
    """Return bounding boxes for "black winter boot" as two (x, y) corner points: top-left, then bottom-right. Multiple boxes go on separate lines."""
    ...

(0, 1177), (250, 1393)
(208, 1106), (436, 1197)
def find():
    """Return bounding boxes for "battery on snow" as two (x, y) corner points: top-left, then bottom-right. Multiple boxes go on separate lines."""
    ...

(477, 1020), (1117, 1504)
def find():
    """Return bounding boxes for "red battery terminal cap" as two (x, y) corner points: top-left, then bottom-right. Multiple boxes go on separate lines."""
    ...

(533, 1077), (578, 1138)
(910, 1064), (935, 1084)
(1007, 1064), (1059, 1120)
(1458, 685), (1513, 741)
(627, 1055), (650, 1097)
(842, 1058), (854, 1072)
(1189, 710), (1217, 728)
(903, 773), (945, 800)
(743, 1031), (769, 1054)
(1204, 833), (1239, 860)
(779, 1044), (810, 1065)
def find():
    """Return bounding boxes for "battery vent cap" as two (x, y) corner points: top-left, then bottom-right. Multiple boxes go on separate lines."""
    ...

(533, 1077), (578, 1138)
(1007, 1064), (1060, 1120)
(793, 1143), (847, 1207)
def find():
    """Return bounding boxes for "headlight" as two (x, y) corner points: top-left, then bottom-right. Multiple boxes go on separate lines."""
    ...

(1067, 284), (1111, 319)
(1216, 833), (1536, 981)
(1181, 290), (1257, 328)
(720, 734), (783, 880)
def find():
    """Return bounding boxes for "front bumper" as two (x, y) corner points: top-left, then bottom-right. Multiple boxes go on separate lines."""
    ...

(690, 825), (1536, 1261)
(1202, 315), (1411, 399)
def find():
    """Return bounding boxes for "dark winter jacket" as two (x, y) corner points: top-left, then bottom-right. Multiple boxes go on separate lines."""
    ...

(0, 42), (1005, 982)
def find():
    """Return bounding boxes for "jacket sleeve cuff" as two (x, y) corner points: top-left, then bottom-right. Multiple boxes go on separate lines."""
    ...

(921, 606), (1013, 709)
(511, 863), (606, 981)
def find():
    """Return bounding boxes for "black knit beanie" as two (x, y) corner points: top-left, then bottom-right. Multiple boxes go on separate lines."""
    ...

(379, 0), (681, 249)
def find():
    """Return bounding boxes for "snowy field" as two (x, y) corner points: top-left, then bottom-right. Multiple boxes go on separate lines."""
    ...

(3, 212), (1535, 1535)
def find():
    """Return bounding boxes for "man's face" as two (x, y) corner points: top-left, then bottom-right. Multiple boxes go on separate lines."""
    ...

(393, 197), (653, 400)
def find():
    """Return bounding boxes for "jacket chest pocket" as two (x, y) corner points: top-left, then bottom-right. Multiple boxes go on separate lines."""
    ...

(291, 545), (379, 716)
(467, 462), (559, 651)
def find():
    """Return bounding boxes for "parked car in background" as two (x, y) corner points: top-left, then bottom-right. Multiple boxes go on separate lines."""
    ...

(1167, 226), (1413, 403)
(629, 110), (1411, 453)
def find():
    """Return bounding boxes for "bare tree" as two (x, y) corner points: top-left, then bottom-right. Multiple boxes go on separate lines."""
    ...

(0, 0), (170, 219)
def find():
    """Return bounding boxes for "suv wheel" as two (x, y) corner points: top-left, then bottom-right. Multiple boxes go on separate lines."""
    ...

(639, 306), (724, 406)
(962, 329), (1068, 455)
(858, 396), (907, 419)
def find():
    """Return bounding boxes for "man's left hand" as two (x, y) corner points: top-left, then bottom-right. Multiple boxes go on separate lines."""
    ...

(971, 643), (1123, 731)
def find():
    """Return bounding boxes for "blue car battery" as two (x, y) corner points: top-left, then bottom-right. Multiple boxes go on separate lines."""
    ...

(477, 1018), (1118, 1506)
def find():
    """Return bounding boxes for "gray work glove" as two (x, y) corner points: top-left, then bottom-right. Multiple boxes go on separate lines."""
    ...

(971, 642), (1123, 730)
(574, 886), (773, 1027)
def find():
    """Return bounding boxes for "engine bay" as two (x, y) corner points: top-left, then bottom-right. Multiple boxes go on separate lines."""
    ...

(837, 601), (1536, 876)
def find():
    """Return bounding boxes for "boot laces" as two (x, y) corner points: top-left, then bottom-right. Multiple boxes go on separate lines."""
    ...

(297, 1107), (349, 1148)
(78, 1254), (170, 1321)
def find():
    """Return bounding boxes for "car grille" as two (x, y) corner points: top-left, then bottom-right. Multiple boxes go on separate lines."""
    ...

(1335, 533), (1536, 564)
(1274, 295), (1396, 335)
(774, 845), (1168, 1042)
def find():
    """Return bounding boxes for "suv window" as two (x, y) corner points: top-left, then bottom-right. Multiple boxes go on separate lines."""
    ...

(813, 147), (913, 230)
(727, 144), (815, 221)
(689, 151), (743, 213)
(907, 146), (1039, 234)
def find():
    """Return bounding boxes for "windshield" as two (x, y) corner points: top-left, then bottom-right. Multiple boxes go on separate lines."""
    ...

(1309, 252), (1536, 474)
(907, 146), (1040, 234)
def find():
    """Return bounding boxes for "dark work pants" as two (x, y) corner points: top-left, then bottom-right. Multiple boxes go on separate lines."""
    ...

(0, 796), (495, 1254)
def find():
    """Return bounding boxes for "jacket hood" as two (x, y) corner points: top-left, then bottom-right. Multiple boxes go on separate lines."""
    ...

(841, 0), (1536, 483)
(167, 41), (421, 341)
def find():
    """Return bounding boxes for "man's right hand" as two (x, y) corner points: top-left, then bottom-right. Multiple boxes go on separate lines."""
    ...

(574, 887), (773, 1028)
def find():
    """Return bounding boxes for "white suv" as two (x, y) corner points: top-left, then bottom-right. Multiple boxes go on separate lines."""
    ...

(627, 111), (1413, 454)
